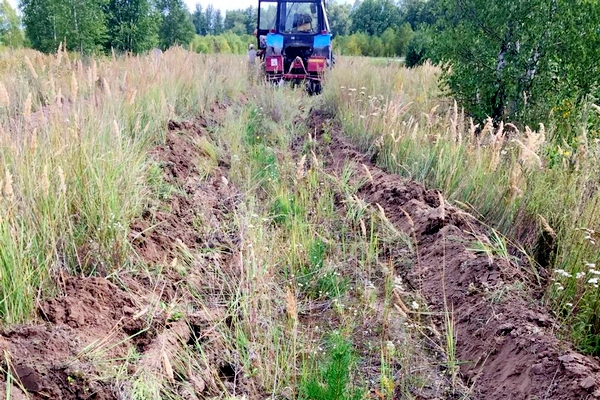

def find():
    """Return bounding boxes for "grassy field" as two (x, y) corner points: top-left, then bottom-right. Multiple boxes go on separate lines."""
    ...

(1, 49), (600, 398)
(322, 58), (600, 355)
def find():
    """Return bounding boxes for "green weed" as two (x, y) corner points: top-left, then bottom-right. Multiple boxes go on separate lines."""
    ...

(300, 334), (364, 400)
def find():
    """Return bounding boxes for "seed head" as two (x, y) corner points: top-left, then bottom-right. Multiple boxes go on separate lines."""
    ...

(58, 166), (66, 195)
(71, 72), (78, 102)
(41, 164), (49, 197)
(24, 56), (38, 79)
(3, 167), (14, 202)
(0, 83), (10, 108)
(23, 93), (32, 122)
(285, 287), (297, 322)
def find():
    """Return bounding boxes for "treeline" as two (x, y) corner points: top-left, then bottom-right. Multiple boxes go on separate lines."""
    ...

(191, 32), (254, 55)
(3, 0), (430, 58)
(8, 0), (196, 54)
(187, 0), (433, 58)
(327, 0), (434, 58)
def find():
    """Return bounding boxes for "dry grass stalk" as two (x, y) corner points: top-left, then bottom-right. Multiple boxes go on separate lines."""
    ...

(48, 74), (56, 100)
(468, 118), (478, 138)
(505, 123), (520, 136)
(489, 121), (505, 171)
(102, 78), (111, 96)
(285, 287), (297, 322)
(450, 100), (459, 142)
(162, 349), (174, 381)
(437, 192), (445, 221)
(376, 203), (386, 220)
(539, 215), (557, 239)
(58, 166), (66, 195)
(41, 164), (49, 197)
(295, 155), (306, 182)
(514, 124), (545, 169)
(128, 89), (137, 106)
(112, 120), (121, 139)
(23, 93), (32, 122)
(310, 150), (319, 169)
(360, 218), (367, 237)
(71, 72), (78, 102)
(56, 42), (63, 66)
(509, 163), (524, 199)
(24, 56), (38, 79)
(0, 83), (9, 108)
(480, 117), (494, 145)
(424, 104), (440, 128)
(400, 207), (415, 228)
(361, 163), (373, 183)
(3, 167), (14, 202)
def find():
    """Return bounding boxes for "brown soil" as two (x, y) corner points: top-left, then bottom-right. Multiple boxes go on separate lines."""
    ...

(309, 108), (600, 399)
(0, 115), (242, 400)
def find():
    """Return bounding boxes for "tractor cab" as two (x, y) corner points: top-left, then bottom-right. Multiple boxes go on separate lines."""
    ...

(256, 0), (332, 94)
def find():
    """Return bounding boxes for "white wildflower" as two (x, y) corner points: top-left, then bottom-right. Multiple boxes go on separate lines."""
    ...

(590, 270), (600, 275)
(553, 269), (572, 278)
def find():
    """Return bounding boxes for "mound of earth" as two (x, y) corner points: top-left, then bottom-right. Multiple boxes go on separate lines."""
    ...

(310, 108), (600, 399)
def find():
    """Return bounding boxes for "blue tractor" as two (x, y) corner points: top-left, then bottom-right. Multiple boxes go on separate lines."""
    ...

(256, 0), (333, 94)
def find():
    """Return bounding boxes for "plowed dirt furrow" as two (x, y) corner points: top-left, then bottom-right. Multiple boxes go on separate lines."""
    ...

(0, 114), (240, 399)
(309, 109), (600, 399)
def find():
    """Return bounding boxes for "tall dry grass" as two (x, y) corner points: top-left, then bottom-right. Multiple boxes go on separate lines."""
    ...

(323, 56), (600, 354)
(0, 47), (247, 323)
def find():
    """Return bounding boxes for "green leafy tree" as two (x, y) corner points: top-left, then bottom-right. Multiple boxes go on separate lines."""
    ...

(192, 4), (208, 35)
(204, 4), (214, 34)
(104, 0), (159, 53)
(401, 0), (437, 30)
(21, 0), (108, 54)
(367, 35), (383, 56)
(0, 0), (24, 48)
(394, 22), (413, 56)
(433, 0), (600, 124)
(380, 27), (396, 56)
(243, 6), (256, 35)
(405, 29), (430, 67)
(212, 9), (223, 35)
(326, 1), (351, 36)
(224, 9), (247, 35)
(156, 0), (195, 49)
(350, 0), (400, 36)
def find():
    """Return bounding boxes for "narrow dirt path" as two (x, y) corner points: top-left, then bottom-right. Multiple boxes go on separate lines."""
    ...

(308, 108), (600, 399)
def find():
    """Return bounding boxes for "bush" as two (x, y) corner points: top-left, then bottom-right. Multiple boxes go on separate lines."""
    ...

(405, 30), (431, 68)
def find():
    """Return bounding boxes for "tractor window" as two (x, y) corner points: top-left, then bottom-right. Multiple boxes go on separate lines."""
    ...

(259, 2), (277, 30)
(280, 2), (319, 34)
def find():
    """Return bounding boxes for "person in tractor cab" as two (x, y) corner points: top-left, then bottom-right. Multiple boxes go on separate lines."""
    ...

(293, 13), (313, 33)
